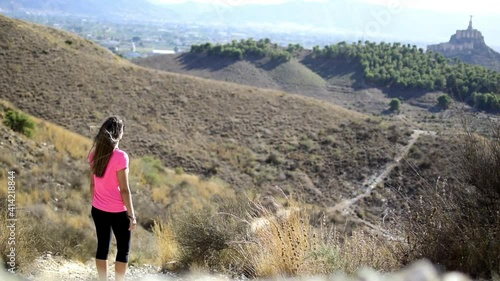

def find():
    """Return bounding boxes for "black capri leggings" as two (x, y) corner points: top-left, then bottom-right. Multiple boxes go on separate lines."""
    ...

(91, 206), (131, 263)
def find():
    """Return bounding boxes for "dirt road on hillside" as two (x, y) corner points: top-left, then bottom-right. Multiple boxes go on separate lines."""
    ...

(327, 130), (436, 214)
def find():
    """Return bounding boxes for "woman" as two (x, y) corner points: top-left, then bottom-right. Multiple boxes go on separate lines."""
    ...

(87, 116), (136, 281)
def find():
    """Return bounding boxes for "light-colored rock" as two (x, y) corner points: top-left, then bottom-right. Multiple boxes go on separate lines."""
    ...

(442, 272), (472, 281)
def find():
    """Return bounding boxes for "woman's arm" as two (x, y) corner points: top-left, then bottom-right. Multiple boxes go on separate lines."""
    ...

(117, 168), (136, 231)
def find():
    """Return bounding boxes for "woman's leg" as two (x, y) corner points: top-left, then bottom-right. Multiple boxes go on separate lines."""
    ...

(96, 259), (108, 281)
(115, 262), (128, 281)
(111, 211), (132, 281)
(91, 207), (112, 281)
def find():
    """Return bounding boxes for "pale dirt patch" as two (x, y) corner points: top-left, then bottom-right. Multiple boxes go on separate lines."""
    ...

(21, 253), (166, 281)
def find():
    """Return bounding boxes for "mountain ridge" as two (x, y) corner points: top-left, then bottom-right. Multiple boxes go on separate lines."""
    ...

(0, 0), (180, 22)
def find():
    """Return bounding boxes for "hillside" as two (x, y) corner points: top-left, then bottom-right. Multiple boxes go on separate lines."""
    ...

(0, 101), (245, 274)
(446, 47), (500, 72)
(0, 14), (410, 207)
(135, 40), (500, 113)
(135, 53), (331, 100)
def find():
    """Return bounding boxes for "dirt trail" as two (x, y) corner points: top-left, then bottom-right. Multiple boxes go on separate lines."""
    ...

(327, 130), (436, 214)
(21, 254), (168, 281)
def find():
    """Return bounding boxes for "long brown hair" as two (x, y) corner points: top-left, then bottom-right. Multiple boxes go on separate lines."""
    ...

(88, 116), (124, 177)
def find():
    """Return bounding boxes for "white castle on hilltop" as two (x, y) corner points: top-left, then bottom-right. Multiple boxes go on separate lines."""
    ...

(427, 16), (487, 53)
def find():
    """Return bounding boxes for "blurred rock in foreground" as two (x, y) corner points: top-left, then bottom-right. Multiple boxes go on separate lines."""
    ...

(1, 259), (473, 281)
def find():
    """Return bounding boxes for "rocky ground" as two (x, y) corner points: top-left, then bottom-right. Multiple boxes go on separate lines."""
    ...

(18, 253), (168, 281)
(4, 257), (476, 281)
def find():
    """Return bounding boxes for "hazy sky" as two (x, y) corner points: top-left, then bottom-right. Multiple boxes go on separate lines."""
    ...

(358, 0), (499, 15)
(149, 0), (500, 46)
(152, 0), (500, 15)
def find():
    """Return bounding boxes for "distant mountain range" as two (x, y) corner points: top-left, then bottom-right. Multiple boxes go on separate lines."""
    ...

(0, 0), (180, 21)
(0, 0), (361, 30)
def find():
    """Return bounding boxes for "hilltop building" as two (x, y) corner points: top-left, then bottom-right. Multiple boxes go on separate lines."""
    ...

(427, 16), (487, 54)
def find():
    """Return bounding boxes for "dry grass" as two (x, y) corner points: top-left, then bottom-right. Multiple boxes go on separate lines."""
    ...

(0, 197), (45, 269)
(152, 222), (181, 271)
(33, 120), (92, 160)
(153, 195), (403, 278)
(241, 202), (401, 277)
(240, 203), (313, 277)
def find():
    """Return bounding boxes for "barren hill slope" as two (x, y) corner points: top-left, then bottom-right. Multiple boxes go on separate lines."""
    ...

(134, 53), (331, 100)
(0, 15), (409, 204)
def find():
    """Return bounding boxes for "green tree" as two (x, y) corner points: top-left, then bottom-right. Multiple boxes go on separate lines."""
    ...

(473, 93), (488, 110)
(437, 94), (452, 109)
(389, 99), (401, 112)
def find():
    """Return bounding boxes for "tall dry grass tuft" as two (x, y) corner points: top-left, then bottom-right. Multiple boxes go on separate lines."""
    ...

(403, 124), (500, 278)
(244, 204), (311, 277)
(152, 221), (181, 271)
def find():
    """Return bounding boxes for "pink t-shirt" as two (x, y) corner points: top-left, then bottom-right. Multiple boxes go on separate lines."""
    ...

(88, 148), (129, 213)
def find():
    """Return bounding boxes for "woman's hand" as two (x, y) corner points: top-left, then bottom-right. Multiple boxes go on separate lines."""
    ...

(128, 216), (137, 231)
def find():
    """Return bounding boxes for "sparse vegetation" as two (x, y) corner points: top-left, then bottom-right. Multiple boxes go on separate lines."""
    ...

(403, 183), (498, 277)
(396, 125), (500, 279)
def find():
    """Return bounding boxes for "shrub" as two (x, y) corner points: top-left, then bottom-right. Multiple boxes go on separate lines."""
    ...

(437, 94), (452, 109)
(461, 126), (500, 201)
(402, 125), (500, 278)
(472, 92), (500, 111)
(174, 166), (184, 175)
(140, 156), (164, 186)
(389, 99), (401, 112)
(3, 110), (35, 137)
(167, 196), (249, 271)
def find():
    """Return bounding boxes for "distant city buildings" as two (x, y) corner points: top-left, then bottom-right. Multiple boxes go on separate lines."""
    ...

(151, 49), (176, 55)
